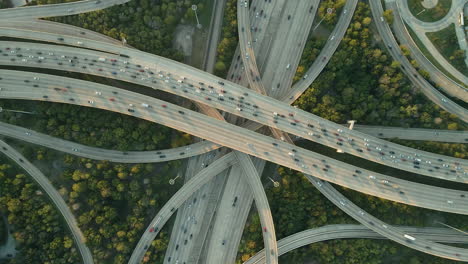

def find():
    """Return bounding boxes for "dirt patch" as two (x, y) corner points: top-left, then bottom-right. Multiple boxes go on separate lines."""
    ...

(422, 0), (438, 9)
(173, 25), (195, 58)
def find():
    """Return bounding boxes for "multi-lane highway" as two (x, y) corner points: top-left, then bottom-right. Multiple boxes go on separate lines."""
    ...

(2, 70), (468, 215)
(3, 63), (467, 261)
(128, 153), (238, 264)
(0, 140), (94, 264)
(245, 224), (468, 264)
(387, 2), (468, 100)
(0, 2), (465, 259)
(0, 0), (130, 20)
(0, 39), (464, 183)
(281, 0), (358, 103)
(369, 1), (468, 123)
(0, 121), (220, 163)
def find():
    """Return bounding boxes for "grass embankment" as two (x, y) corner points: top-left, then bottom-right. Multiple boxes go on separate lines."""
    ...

(408, 0), (452, 22)
(426, 24), (468, 75)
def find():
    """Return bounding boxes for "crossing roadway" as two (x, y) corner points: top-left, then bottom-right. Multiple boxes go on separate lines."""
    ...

(2, 62), (468, 261)
(0, 39), (464, 183)
(0, 121), (220, 163)
(0, 0), (130, 20)
(1, 70), (468, 215)
(244, 224), (468, 264)
(0, 139), (94, 264)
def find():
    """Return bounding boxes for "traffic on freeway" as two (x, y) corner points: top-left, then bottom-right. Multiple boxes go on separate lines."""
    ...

(0, 40), (464, 183)
(2, 70), (468, 216)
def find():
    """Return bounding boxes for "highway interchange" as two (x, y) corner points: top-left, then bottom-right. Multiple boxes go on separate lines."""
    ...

(0, 40), (465, 183)
(0, 0), (467, 263)
(3, 69), (465, 259)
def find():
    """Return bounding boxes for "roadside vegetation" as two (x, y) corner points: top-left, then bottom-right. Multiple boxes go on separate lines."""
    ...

(404, 22), (467, 88)
(0, 159), (81, 263)
(31, 0), (208, 62)
(213, 0), (238, 77)
(6, 139), (183, 264)
(0, 100), (191, 151)
(408, 0), (452, 22)
(293, 2), (466, 131)
(0, 215), (7, 246)
(426, 24), (468, 75)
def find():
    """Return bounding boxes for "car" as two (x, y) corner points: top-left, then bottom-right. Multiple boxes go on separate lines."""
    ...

(286, 64), (290, 69)
(330, 35), (335, 40)
(222, 240), (226, 245)
(218, 81), (225, 85)
(380, 17), (384, 22)
(72, 148), (78, 152)
(95, 91), (102, 95)
(263, 227), (267, 232)
(58, 37), (64, 41)
(369, 175), (376, 180)
(88, 100), (94, 104)
(303, 74), (308, 79)
(128, 109), (135, 113)
(141, 103), (151, 108)
(287, 15), (291, 20)
(322, 56), (326, 62)
(144, 245), (148, 249)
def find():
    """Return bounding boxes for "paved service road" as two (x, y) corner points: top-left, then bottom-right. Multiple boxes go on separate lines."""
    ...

(0, 0), (130, 20)
(396, 0), (468, 84)
(0, 40), (464, 184)
(0, 121), (221, 163)
(369, 0), (468, 123)
(387, 2), (468, 100)
(0, 140), (93, 264)
(245, 224), (468, 264)
(2, 70), (468, 216)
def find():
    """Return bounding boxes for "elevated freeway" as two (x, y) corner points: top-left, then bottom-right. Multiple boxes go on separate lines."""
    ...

(1, 70), (468, 216)
(0, 39), (464, 182)
(0, 121), (220, 163)
(1, 51), (467, 262)
(245, 224), (468, 264)
(0, 0), (130, 21)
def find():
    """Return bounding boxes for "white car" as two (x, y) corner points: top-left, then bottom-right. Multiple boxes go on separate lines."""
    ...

(72, 148), (78, 152)
(286, 64), (291, 69)
(380, 17), (384, 22)
(95, 91), (102, 95)
(369, 175), (376, 180)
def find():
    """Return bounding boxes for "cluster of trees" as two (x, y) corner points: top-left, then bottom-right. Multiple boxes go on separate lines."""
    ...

(59, 156), (181, 263)
(316, 0), (346, 27)
(13, 140), (182, 263)
(31, 0), (206, 61)
(292, 2), (466, 131)
(213, 0), (238, 77)
(0, 100), (191, 151)
(0, 161), (80, 263)
(0, 214), (7, 246)
(426, 25), (467, 75)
